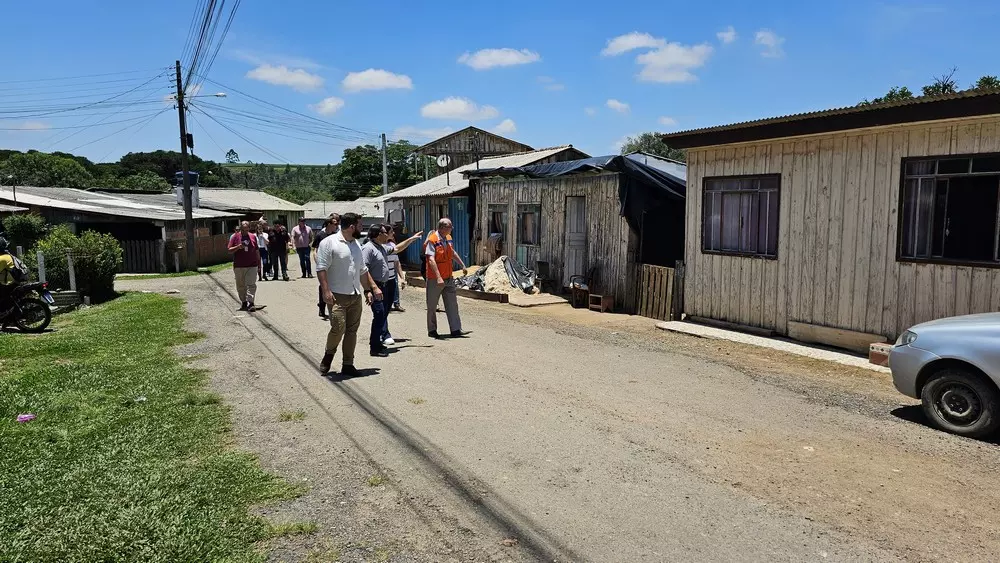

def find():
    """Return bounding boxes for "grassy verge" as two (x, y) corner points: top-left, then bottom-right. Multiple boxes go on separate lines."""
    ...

(0, 293), (296, 561)
(118, 261), (233, 280)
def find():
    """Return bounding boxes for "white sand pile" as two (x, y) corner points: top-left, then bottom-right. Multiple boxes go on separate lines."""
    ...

(482, 257), (539, 294)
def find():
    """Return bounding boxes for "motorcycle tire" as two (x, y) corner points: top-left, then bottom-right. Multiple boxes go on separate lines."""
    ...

(14, 298), (51, 333)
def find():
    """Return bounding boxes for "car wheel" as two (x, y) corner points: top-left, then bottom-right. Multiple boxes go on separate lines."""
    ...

(920, 368), (1000, 439)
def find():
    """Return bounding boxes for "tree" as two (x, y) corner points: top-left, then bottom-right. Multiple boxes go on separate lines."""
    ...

(859, 86), (914, 106)
(225, 148), (240, 163)
(618, 132), (686, 162)
(0, 152), (95, 188)
(973, 75), (1000, 91)
(1, 213), (47, 250)
(335, 144), (382, 199)
(922, 68), (958, 97)
(121, 170), (170, 192)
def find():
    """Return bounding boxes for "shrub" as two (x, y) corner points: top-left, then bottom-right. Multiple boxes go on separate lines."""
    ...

(29, 226), (122, 302)
(1, 213), (47, 251)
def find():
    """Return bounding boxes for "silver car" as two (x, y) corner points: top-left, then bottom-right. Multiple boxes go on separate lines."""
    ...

(890, 313), (1000, 438)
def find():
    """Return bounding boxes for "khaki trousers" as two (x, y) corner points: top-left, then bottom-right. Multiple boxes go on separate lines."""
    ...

(426, 277), (461, 333)
(326, 293), (363, 366)
(234, 266), (257, 304)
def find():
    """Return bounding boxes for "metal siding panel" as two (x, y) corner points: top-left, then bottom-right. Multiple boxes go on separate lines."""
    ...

(449, 197), (471, 265)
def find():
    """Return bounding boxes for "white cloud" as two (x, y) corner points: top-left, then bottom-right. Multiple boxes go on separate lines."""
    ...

(420, 97), (499, 121)
(458, 48), (541, 70)
(13, 121), (50, 131)
(584, 107), (597, 117)
(717, 25), (737, 44)
(341, 69), (413, 92)
(601, 32), (666, 56)
(755, 29), (785, 58)
(537, 76), (565, 91)
(494, 119), (517, 134)
(230, 49), (321, 70)
(245, 64), (323, 91)
(606, 99), (630, 113)
(392, 125), (455, 141)
(658, 116), (678, 127)
(310, 96), (345, 116)
(636, 42), (713, 83)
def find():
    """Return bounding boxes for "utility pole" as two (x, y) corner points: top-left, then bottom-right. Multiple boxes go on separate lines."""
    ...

(381, 133), (388, 196)
(174, 60), (196, 271)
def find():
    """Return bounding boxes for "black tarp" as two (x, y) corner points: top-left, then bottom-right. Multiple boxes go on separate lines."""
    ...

(465, 155), (685, 233)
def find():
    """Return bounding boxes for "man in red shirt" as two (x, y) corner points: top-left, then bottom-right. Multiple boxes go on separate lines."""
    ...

(228, 220), (261, 311)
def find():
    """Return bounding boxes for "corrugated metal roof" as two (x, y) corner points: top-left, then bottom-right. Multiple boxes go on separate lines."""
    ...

(377, 146), (584, 201)
(0, 203), (28, 213)
(662, 88), (1000, 141)
(196, 188), (305, 212)
(625, 152), (687, 181)
(302, 197), (384, 218)
(0, 186), (238, 221)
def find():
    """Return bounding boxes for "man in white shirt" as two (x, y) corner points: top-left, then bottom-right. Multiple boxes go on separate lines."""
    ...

(316, 213), (375, 377)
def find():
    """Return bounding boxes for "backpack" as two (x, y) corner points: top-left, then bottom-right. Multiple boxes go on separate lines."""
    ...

(6, 253), (27, 283)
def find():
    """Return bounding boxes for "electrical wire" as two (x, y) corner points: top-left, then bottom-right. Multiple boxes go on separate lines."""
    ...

(0, 70), (170, 119)
(197, 0), (240, 85)
(192, 73), (379, 137)
(192, 102), (375, 143)
(0, 112), (166, 131)
(189, 105), (290, 163)
(65, 109), (171, 153)
(0, 68), (167, 86)
(95, 110), (172, 163)
(186, 109), (227, 156)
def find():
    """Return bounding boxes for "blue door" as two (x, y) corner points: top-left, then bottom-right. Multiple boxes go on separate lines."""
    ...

(448, 197), (471, 265)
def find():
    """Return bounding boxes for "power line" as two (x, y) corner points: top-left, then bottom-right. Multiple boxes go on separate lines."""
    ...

(0, 75), (172, 95)
(66, 109), (171, 153)
(186, 109), (227, 156)
(192, 72), (379, 137)
(193, 101), (374, 143)
(0, 70), (169, 119)
(95, 110), (172, 162)
(0, 112), (165, 131)
(189, 105), (290, 163)
(0, 68), (167, 86)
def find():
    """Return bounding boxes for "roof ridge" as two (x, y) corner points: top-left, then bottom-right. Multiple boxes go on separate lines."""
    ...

(479, 145), (572, 160)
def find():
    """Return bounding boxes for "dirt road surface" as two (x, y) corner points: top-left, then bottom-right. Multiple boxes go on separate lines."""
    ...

(118, 271), (1000, 562)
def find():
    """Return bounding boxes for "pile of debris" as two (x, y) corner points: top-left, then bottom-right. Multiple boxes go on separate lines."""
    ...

(458, 256), (538, 295)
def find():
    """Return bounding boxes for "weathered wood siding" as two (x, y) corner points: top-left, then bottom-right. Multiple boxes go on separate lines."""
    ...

(476, 173), (641, 312)
(417, 129), (533, 171)
(685, 116), (1000, 339)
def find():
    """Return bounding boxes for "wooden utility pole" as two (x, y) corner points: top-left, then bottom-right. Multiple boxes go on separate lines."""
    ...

(174, 60), (196, 270)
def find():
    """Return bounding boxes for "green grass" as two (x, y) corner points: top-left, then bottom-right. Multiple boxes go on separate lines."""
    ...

(0, 293), (296, 562)
(366, 474), (386, 487)
(118, 261), (233, 280)
(269, 521), (318, 537)
(278, 409), (306, 422)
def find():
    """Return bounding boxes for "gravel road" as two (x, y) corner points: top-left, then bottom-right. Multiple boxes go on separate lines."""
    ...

(118, 272), (1000, 562)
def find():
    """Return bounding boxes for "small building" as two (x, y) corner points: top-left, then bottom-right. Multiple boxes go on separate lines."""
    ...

(0, 185), (239, 272)
(302, 197), (385, 230)
(465, 154), (687, 314)
(195, 188), (305, 227)
(413, 126), (534, 174)
(0, 203), (28, 219)
(379, 145), (589, 267)
(661, 89), (1000, 347)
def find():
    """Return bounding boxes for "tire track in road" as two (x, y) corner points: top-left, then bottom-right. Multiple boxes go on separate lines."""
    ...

(199, 273), (583, 562)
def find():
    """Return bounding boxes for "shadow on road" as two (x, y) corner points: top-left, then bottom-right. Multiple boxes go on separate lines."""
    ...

(328, 367), (380, 381)
(891, 405), (1000, 445)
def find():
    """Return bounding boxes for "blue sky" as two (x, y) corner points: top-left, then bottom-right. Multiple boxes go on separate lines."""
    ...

(2, 0), (998, 164)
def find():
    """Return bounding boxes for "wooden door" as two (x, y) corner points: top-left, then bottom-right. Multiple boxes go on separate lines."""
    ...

(563, 196), (587, 286)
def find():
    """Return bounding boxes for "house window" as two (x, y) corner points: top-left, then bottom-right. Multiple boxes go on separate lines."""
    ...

(899, 155), (1000, 264)
(517, 204), (541, 246)
(487, 204), (507, 235)
(210, 221), (223, 236)
(702, 175), (780, 257)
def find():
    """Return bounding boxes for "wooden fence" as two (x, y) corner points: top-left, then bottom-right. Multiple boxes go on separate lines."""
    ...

(120, 239), (164, 273)
(633, 262), (685, 321)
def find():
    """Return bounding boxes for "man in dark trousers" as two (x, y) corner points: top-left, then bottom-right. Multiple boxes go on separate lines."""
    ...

(268, 223), (291, 281)
(312, 214), (340, 319)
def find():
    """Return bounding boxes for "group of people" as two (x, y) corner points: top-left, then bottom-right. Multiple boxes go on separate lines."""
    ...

(228, 212), (470, 378)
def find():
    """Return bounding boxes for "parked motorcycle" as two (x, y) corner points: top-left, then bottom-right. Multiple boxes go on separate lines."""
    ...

(0, 281), (54, 333)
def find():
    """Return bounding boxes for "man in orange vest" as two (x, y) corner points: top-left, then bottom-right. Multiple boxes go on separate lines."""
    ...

(424, 217), (469, 338)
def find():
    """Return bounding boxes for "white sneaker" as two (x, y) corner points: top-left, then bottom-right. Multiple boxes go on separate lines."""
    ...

(382, 337), (395, 345)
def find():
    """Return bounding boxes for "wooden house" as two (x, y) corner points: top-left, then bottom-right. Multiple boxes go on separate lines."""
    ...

(379, 145), (588, 267)
(661, 89), (1000, 348)
(413, 126), (533, 174)
(466, 154), (687, 314)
